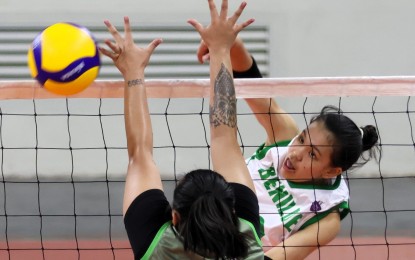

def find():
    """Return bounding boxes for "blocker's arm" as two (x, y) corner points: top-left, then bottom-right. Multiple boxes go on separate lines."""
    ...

(100, 17), (163, 216)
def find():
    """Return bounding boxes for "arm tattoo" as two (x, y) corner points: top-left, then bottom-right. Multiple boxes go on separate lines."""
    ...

(210, 63), (237, 128)
(127, 78), (144, 87)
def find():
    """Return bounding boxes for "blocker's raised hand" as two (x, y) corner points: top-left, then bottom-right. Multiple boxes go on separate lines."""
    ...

(100, 16), (162, 78)
(188, 0), (254, 54)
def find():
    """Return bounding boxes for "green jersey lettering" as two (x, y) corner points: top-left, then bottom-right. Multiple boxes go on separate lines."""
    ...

(258, 167), (276, 179)
(281, 208), (302, 232)
(264, 178), (278, 190)
(258, 165), (303, 234)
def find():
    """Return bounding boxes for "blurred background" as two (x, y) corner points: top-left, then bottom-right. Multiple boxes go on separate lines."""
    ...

(1, 0), (415, 259)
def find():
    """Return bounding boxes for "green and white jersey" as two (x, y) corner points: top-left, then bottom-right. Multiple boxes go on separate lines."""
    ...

(246, 141), (350, 249)
(143, 219), (264, 260)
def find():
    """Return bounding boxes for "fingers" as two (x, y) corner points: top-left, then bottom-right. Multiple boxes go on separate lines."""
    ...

(232, 18), (255, 36)
(208, 0), (219, 21)
(219, 0), (228, 20)
(197, 40), (209, 64)
(99, 44), (118, 60)
(100, 17), (162, 64)
(123, 16), (132, 43)
(238, 18), (255, 32)
(104, 19), (123, 45)
(202, 53), (210, 63)
(228, 2), (254, 34)
(146, 38), (163, 55)
(228, 1), (247, 25)
(104, 39), (121, 54)
(187, 19), (203, 34)
(102, 19), (124, 59)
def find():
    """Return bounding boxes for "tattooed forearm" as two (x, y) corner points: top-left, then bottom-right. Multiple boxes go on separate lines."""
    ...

(127, 79), (144, 87)
(210, 63), (237, 128)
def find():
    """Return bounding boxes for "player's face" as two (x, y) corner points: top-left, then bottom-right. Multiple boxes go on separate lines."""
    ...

(279, 121), (340, 182)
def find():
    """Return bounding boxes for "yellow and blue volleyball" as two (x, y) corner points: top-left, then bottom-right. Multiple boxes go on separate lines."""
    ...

(27, 23), (101, 96)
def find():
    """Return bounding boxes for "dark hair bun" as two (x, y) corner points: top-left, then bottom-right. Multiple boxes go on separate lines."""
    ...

(361, 125), (378, 151)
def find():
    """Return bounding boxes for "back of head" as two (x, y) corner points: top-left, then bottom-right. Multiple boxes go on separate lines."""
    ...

(311, 105), (379, 171)
(173, 169), (248, 259)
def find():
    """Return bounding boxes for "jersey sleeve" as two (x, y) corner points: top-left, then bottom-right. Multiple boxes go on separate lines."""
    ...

(124, 189), (172, 259)
(233, 56), (263, 79)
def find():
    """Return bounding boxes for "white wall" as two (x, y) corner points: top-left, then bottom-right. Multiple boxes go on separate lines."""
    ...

(3, 0), (415, 77)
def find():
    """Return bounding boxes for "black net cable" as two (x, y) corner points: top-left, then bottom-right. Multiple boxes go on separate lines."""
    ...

(164, 98), (178, 184)
(0, 106), (10, 260)
(372, 97), (390, 259)
(66, 98), (80, 260)
(407, 96), (415, 155)
(98, 98), (115, 259)
(199, 98), (211, 169)
(33, 99), (45, 259)
(0, 96), (414, 259)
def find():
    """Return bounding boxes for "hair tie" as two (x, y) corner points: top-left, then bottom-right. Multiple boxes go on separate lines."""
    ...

(359, 127), (364, 139)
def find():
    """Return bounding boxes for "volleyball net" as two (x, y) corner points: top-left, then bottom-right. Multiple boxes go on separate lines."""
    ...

(0, 78), (415, 259)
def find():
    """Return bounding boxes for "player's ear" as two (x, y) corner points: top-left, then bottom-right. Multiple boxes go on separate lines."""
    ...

(322, 167), (342, 179)
(172, 210), (181, 226)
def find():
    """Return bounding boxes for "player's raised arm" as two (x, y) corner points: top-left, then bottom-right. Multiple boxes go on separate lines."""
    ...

(188, 0), (255, 191)
(230, 37), (299, 145)
(196, 36), (299, 146)
(100, 17), (163, 216)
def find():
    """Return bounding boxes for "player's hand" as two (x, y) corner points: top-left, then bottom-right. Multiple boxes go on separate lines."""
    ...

(100, 16), (162, 79)
(188, 0), (254, 56)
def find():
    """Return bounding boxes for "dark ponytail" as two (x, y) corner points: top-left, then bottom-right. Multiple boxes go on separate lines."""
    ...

(311, 106), (379, 171)
(173, 169), (249, 259)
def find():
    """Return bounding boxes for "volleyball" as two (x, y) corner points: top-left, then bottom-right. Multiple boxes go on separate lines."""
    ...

(27, 23), (101, 96)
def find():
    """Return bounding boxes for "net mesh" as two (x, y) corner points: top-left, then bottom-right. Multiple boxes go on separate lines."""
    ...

(0, 80), (415, 259)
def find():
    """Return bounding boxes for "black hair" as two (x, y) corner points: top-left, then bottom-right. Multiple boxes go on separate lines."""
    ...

(173, 169), (248, 259)
(310, 105), (379, 171)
